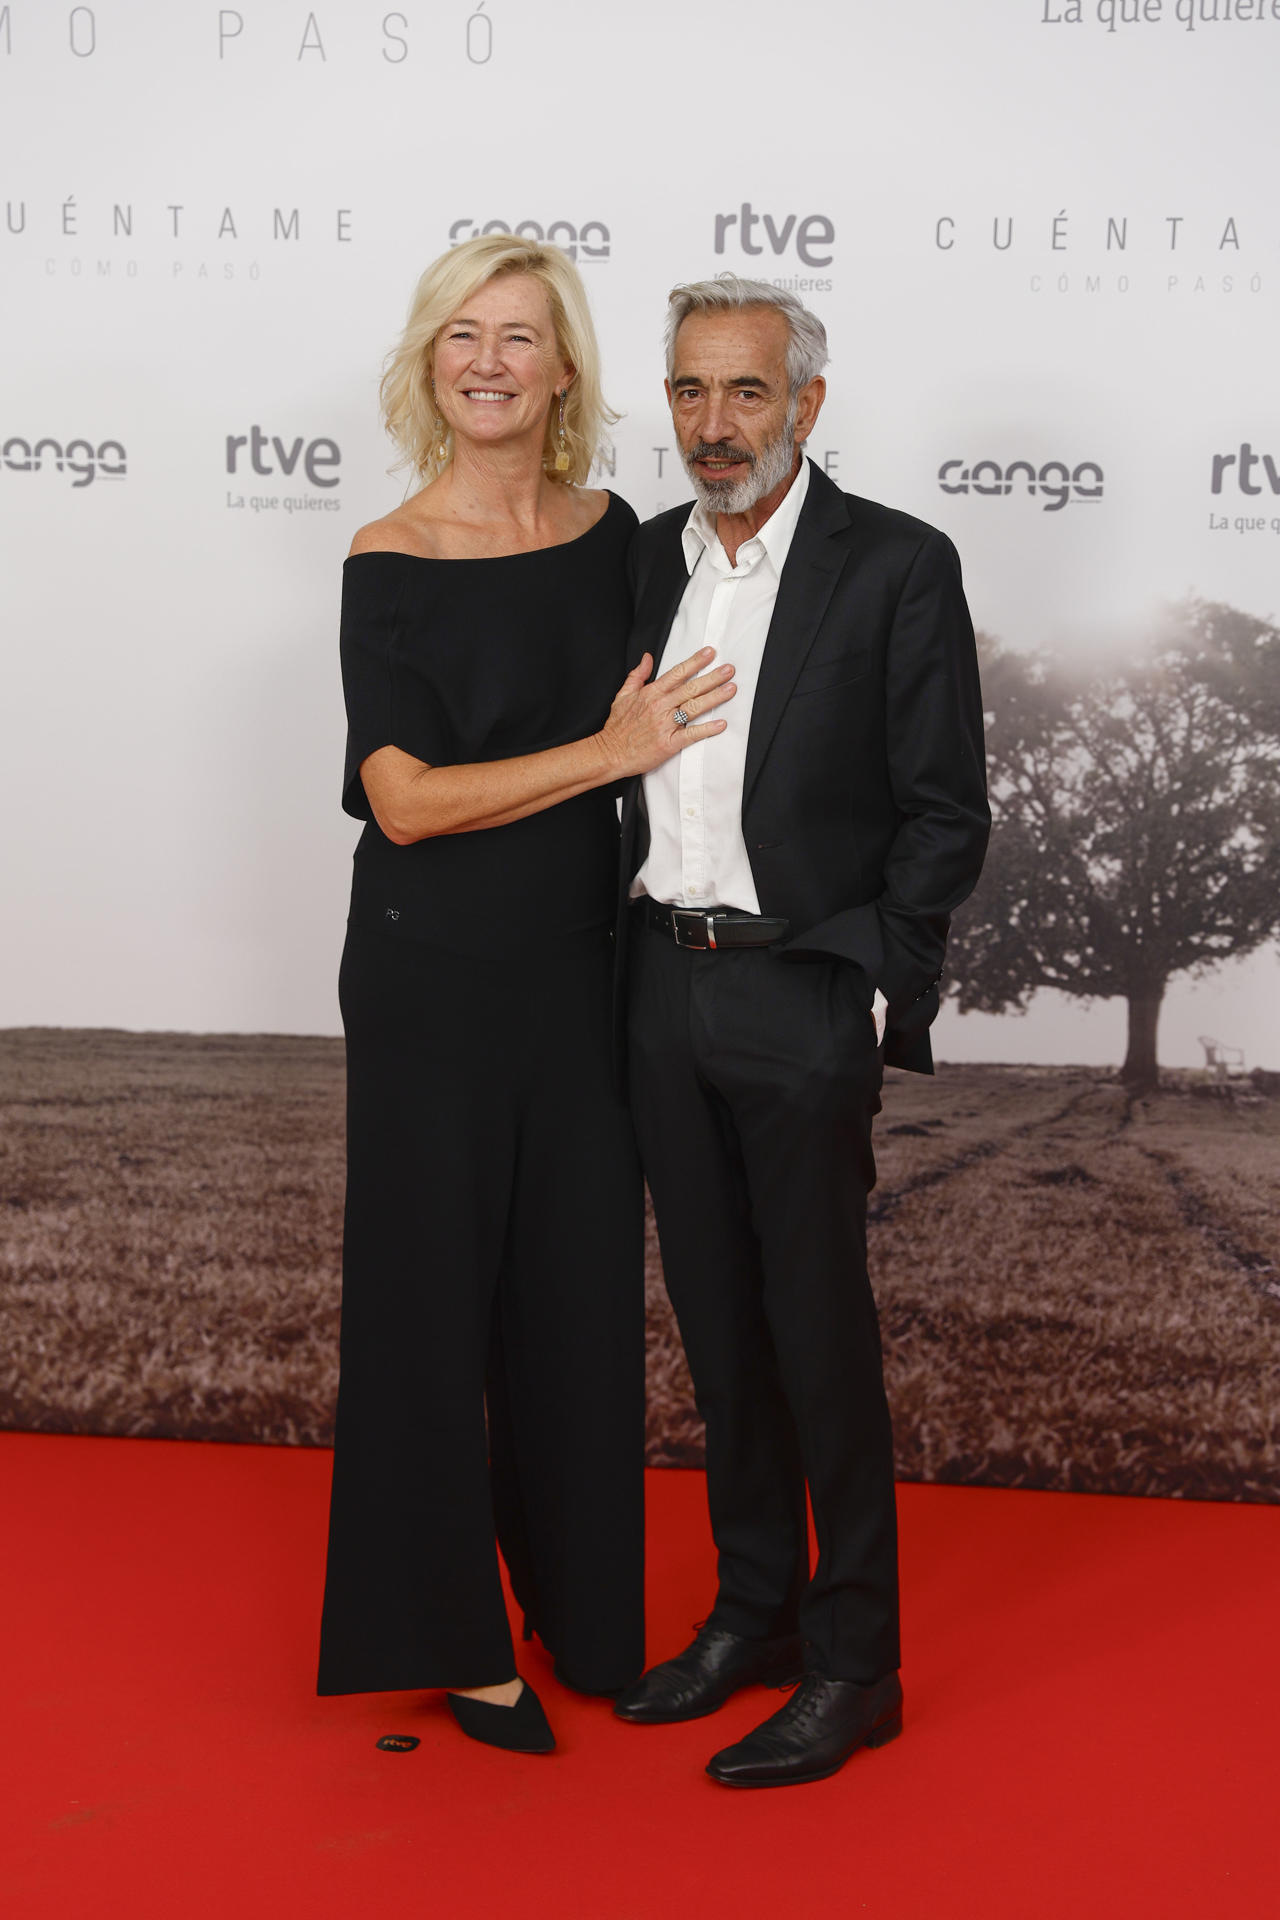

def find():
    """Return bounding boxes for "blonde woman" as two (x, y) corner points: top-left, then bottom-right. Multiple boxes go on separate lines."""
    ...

(316, 235), (735, 1754)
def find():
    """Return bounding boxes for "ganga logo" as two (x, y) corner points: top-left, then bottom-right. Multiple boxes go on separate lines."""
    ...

(448, 219), (610, 264)
(1, 436), (126, 489)
(938, 459), (1104, 513)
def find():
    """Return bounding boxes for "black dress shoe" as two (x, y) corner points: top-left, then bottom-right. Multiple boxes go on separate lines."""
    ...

(706, 1672), (903, 1787)
(613, 1625), (804, 1724)
(446, 1680), (555, 1754)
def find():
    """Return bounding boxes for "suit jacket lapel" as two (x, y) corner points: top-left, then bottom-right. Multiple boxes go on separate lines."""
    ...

(621, 516), (693, 857)
(627, 534), (690, 674)
(743, 468), (851, 807)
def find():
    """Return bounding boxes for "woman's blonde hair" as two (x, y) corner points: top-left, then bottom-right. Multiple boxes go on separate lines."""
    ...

(380, 233), (617, 489)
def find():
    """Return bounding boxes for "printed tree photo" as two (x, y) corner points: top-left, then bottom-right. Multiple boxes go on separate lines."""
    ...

(2, 604), (1278, 1503)
(946, 601), (1280, 1087)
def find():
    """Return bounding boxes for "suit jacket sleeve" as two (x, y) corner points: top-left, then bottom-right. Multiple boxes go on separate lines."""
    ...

(785, 530), (990, 1024)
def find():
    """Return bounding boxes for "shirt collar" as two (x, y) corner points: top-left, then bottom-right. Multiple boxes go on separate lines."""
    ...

(680, 453), (812, 577)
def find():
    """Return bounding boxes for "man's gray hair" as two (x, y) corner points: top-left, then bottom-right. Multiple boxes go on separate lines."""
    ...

(664, 275), (829, 394)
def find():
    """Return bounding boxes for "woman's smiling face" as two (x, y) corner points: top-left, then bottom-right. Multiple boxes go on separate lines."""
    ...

(432, 272), (572, 459)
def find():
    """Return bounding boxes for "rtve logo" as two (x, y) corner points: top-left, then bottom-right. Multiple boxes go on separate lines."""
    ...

(938, 458), (1104, 513)
(1210, 443), (1280, 495)
(448, 219), (610, 264)
(225, 426), (340, 488)
(713, 204), (835, 268)
(1, 435), (126, 488)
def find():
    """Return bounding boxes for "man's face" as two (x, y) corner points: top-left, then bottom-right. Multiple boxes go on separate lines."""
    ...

(666, 307), (824, 515)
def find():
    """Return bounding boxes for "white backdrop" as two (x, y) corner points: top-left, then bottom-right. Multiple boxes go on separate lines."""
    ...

(3, 1), (1278, 1065)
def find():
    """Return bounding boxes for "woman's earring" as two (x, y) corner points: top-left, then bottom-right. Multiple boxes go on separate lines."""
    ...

(430, 378), (449, 463)
(554, 389), (570, 472)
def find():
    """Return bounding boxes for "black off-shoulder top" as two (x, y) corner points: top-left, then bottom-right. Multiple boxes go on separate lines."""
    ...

(339, 492), (637, 950)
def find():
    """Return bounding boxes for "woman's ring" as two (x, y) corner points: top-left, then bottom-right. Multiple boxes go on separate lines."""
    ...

(673, 708), (691, 728)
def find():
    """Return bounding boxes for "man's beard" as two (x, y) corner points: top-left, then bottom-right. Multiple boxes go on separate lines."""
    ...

(682, 396), (799, 515)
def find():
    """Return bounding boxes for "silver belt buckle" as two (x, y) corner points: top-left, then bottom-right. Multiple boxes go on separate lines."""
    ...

(671, 908), (714, 950)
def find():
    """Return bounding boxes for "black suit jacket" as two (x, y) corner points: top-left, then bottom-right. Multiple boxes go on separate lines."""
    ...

(617, 459), (991, 1075)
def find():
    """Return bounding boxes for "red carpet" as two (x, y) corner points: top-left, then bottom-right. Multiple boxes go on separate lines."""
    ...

(1, 1433), (1276, 1919)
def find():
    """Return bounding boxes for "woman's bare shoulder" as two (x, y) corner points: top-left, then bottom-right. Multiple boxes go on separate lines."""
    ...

(348, 497), (438, 559)
(556, 485), (612, 539)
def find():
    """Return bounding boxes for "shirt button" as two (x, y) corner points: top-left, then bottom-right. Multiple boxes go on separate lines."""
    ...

(685, 807), (697, 819)
(688, 884), (701, 896)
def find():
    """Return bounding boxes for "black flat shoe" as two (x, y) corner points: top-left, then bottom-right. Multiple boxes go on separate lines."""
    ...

(706, 1672), (903, 1787)
(613, 1624), (804, 1725)
(446, 1681), (555, 1754)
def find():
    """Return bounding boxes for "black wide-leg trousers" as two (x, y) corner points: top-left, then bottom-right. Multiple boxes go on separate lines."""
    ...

(317, 920), (646, 1697)
(628, 919), (900, 1684)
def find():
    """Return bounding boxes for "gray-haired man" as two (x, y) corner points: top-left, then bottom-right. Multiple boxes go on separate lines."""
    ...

(612, 277), (989, 1786)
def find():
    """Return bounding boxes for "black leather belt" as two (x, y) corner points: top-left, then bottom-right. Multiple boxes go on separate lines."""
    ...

(639, 898), (790, 951)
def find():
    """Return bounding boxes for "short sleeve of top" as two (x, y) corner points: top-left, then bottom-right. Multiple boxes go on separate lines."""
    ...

(338, 553), (452, 821)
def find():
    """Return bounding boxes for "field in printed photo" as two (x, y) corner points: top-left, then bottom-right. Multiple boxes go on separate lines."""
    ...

(2, 1029), (1277, 1501)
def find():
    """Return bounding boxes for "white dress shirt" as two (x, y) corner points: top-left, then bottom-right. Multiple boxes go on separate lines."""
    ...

(632, 458), (812, 914)
(632, 457), (888, 1038)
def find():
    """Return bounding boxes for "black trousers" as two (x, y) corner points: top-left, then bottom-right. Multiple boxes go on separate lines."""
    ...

(317, 920), (646, 1697)
(628, 918), (899, 1683)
